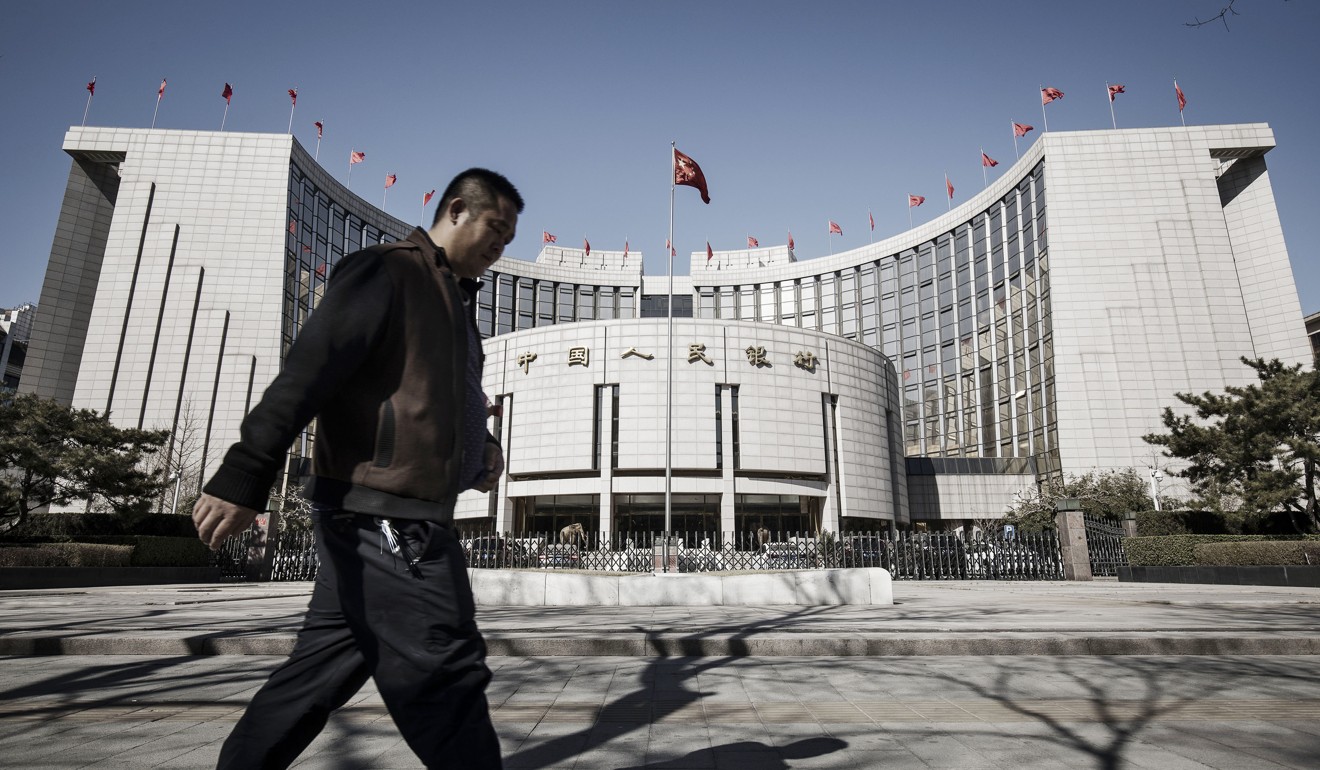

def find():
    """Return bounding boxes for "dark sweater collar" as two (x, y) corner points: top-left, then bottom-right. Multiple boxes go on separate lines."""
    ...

(408, 227), (481, 297)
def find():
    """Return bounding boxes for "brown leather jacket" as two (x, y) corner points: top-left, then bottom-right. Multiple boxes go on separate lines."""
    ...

(203, 228), (492, 522)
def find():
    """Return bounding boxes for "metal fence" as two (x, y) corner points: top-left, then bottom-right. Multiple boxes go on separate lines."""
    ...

(1083, 514), (1129, 577)
(219, 527), (1065, 582)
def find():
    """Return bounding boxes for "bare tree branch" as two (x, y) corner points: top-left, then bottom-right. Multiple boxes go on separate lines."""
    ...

(1187, 0), (1240, 30)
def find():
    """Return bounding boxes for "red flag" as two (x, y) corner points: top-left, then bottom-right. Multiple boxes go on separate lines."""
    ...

(1175, 81), (1187, 112)
(86, 77), (96, 96)
(289, 220), (297, 234)
(909, 195), (925, 208)
(542, 231), (557, 244)
(623, 240), (629, 260)
(706, 241), (713, 262)
(584, 238), (590, 256)
(981, 152), (999, 168)
(1108, 84), (1125, 102)
(828, 220), (843, 235)
(788, 231), (794, 250)
(384, 174), (397, 189)
(423, 189), (435, 206)
(673, 147), (711, 204)
(222, 83), (233, 104)
(1013, 122), (1034, 137)
(158, 78), (167, 98)
(350, 150), (365, 164)
(302, 245), (312, 253)
(314, 261), (325, 276)
(288, 88), (298, 106)
(946, 175), (954, 200)
(747, 236), (759, 248)
(869, 211), (875, 232)
(315, 121), (323, 138)
(666, 238), (676, 257)
(1041, 87), (1063, 105)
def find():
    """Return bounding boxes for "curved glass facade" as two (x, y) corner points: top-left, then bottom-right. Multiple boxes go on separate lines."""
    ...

(479, 162), (1056, 477)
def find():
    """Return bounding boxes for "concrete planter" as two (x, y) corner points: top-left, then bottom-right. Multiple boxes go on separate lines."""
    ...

(0, 567), (224, 590)
(1118, 565), (1320, 588)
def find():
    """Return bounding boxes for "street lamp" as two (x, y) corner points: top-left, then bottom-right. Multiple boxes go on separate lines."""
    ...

(168, 473), (183, 516)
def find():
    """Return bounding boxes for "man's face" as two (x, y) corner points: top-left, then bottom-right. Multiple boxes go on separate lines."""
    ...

(446, 196), (518, 279)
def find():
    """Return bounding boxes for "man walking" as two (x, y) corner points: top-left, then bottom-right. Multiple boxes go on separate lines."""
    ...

(193, 168), (522, 769)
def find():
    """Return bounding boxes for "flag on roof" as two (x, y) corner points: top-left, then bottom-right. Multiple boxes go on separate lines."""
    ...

(981, 151), (999, 168)
(384, 174), (397, 189)
(747, 236), (758, 248)
(1013, 122), (1033, 137)
(222, 83), (233, 104)
(542, 231), (556, 244)
(1108, 84), (1125, 102)
(909, 194), (925, 207)
(828, 220), (842, 235)
(350, 150), (365, 164)
(1041, 87), (1064, 105)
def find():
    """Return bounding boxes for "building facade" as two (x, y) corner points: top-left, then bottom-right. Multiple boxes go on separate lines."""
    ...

(22, 124), (1312, 528)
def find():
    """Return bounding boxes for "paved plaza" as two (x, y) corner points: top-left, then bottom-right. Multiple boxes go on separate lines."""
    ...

(1, 580), (1318, 768)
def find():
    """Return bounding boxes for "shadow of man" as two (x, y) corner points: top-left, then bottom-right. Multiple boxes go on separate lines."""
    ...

(616, 736), (847, 769)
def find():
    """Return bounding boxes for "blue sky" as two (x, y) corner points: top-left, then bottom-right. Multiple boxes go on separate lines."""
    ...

(2, 1), (1317, 314)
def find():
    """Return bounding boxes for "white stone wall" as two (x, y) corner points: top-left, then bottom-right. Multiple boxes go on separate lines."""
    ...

(1042, 125), (1311, 475)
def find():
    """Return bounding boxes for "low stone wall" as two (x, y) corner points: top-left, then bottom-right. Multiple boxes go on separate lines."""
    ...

(0, 567), (223, 590)
(1118, 565), (1320, 588)
(469, 568), (893, 606)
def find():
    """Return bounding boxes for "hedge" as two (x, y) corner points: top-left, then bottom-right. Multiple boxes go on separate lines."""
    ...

(1127, 534), (1320, 566)
(1194, 541), (1320, 567)
(1126, 535), (1272, 566)
(1, 513), (196, 539)
(1132, 510), (1230, 536)
(0, 543), (133, 568)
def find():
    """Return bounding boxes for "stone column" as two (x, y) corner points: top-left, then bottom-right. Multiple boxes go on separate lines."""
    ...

(1055, 499), (1092, 581)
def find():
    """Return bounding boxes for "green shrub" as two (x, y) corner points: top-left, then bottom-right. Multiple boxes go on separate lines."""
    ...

(0, 543), (132, 567)
(0, 513), (196, 540)
(1194, 541), (1320, 566)
(123, 536), (210, 567)
(1126, 535), (1266, 566)
(1133, 510), (1230, 536)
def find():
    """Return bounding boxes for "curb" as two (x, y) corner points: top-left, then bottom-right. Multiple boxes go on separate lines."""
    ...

(2, 634), (1317, 657)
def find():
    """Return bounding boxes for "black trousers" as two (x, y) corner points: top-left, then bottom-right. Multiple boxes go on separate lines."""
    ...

(217, 511), (502, 769)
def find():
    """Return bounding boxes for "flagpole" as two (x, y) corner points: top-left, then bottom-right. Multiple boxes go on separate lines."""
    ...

(946, 173), (952, 211)
(288, 87), (296, 134)
(1106, 82), (1117, 129)
(221, 101), (229, 131)
(315, 135), (321, 161)
(383, 186), (388, 208)
(665, 143), (675, 535)
(1012, 121), (1020, 159)
(827, 223), (833, 255)
(1175, 79), (1186, 127)
(82, 79), (94, 127)
(868, 213), (873, 245)
(348, 149), (353, 189)
(151, 90), (162, 130)
(907, 195), (913, 228)
(1039, 84), (1049, 132)
(981, 148), (988, 186)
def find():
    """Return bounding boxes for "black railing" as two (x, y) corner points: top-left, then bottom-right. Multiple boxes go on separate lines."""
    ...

(1083, 514), (1129, 577)
(216, 527), (1065, 582)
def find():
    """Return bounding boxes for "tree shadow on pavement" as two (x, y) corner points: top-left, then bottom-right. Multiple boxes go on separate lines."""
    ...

(872, 654), (1320, 770)
(500, 605), (854, 769)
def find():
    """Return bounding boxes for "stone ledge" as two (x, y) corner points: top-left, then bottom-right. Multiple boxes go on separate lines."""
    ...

(468, 568), (893, 606)
(0, 567), (222, 590)
(1119, 565), (1320, 588)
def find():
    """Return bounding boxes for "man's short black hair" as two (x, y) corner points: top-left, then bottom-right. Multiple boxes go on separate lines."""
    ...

(432, 168), (524, 227)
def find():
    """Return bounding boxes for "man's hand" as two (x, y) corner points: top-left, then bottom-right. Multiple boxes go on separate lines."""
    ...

(192, 493), (259, 551)
(473, 441), (505, 493)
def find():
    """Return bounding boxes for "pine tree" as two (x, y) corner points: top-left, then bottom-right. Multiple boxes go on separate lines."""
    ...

(1144, 358), (1320, 533)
